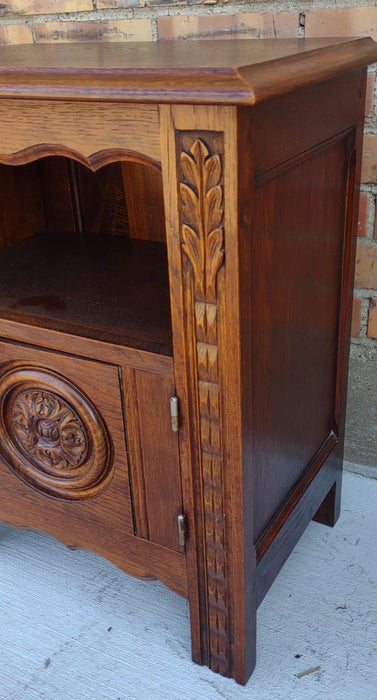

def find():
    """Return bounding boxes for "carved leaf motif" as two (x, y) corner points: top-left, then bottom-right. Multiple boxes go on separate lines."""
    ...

(191, 138), (209, 170)
(180, 139), (224, 303)
(206, 228), (224, 301)
(180, 151), (199, 193)
(205, 153), (221, 190)
(206, 186), (223, 232)
(179, 136), (228, 675)
(182, 223), (202, 282)
(180, 182), (199, 230)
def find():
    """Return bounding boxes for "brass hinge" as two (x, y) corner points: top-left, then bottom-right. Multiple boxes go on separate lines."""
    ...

(177, 513), (187, 547)
(170, 396), (179, 432)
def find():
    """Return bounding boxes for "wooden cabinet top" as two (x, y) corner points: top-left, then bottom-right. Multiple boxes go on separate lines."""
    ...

(0, 37), (376, 104)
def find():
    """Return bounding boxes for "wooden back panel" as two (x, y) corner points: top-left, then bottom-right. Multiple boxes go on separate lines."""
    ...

(75, 161), (130, 236)
(0, 161), (46, 247)
(0, 155), (165, 244)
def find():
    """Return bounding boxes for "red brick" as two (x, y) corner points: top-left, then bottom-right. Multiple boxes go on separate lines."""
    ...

(367, 297), (377, 337)
(355, 244), (377, 288)
(0, 24), (32, 44)
(357, 191), (369, 237)
(157, 12), (299, 41)
(306, 7), (377, 40)
(34, 19), (152, 43)
(351, 296), (362, 337)
(361, 134), (377, 184)
(365, 71), (375, 122)
(0, 0), (92, 15)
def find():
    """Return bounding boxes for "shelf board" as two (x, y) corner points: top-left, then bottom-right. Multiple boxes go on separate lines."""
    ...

(0, 231), (172, 356)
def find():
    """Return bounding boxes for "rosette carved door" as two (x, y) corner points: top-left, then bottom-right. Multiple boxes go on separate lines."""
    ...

(0, 340), (135, 557)
(0, 362), (113, 500)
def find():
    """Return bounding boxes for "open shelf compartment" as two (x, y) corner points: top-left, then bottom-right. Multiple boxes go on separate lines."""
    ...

(0, 156), (172, 356)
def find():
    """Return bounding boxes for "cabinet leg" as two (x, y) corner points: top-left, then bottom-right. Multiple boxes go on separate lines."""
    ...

(188, 587), (257, 685)
(313, 472), (342, 527)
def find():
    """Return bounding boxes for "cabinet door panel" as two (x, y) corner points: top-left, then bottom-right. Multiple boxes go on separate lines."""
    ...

(0, 340), (134, 539)
(123, 367), (183, 553)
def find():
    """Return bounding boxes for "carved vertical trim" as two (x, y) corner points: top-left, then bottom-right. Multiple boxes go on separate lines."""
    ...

(179, 137), (228, 674)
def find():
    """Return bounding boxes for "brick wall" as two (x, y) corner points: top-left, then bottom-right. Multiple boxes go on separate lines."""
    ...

(0, 1), (376, 467)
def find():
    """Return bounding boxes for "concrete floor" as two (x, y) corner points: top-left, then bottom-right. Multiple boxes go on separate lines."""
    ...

(0, 470), (376, 700)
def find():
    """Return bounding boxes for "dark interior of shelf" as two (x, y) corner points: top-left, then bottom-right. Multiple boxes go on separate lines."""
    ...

(0, 231), (173, 356)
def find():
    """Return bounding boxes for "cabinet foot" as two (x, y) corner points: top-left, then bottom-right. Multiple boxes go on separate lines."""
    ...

(313, 474), (342, 528)
(189, 597), (257, 685)
(190, 638), (257, 686)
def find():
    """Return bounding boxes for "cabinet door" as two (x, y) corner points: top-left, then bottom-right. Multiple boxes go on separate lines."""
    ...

(123, 367), (184, 553)
(0, 339), (134, 540)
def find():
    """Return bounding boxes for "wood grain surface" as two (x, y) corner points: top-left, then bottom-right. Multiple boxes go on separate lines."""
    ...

(0, 100), (160, 164)
(0, 339), (186, 596)
(250, 136), (348, 539)
(0, 37), (373, 686)
(0, 231), (172, 354)
(0, 38), (375, 104)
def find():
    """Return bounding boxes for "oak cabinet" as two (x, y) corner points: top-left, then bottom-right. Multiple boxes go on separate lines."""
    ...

(0, 38), (375, 685)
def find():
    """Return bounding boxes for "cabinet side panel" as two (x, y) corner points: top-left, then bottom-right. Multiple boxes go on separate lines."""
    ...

(121, 162), (166, 242)
(251, 138), (348, 540)
(251, 71), (361, 176)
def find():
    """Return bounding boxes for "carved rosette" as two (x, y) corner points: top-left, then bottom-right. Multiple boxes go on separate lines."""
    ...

(12, 390), (88, 472)
(179, 138), (228, 675)
(0, 362), (113, 500)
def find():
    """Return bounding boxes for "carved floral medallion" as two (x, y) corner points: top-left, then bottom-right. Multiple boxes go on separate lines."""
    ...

(11, 390), (88, 472)
(0, 362), (113, 500)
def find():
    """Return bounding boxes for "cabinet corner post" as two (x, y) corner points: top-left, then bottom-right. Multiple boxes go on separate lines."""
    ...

(160, 103), (257, 684)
